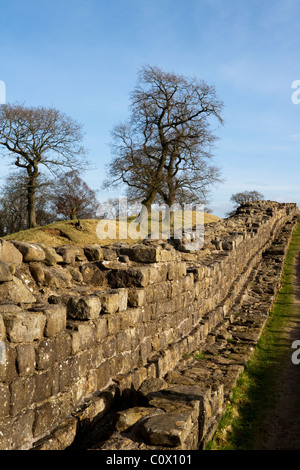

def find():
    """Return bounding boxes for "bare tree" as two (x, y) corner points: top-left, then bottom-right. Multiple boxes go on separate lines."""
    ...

(231, 190), (264, 206)
(104, 65), (223, 217)
(227, 190), (265, 217)
(0, 171), (56, 236)
(0, 103), (87, 228)
(51, 170), (98, 220)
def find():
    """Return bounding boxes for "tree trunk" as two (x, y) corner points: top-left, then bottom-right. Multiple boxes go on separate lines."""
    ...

(27, 181), (36, 228)
(26, 165), (40, 229)
(161, 184), (176, 237)
(70, 207), (78, 220)
(140, 189), (158, 236)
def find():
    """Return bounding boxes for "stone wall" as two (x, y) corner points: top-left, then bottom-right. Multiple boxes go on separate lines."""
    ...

(0, 201), (299, 450)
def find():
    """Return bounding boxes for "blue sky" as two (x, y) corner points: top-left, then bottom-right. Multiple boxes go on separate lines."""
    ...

(0, 0), (299, 217)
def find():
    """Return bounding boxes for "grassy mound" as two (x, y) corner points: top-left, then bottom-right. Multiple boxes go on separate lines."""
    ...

(3, 212), (220, 247)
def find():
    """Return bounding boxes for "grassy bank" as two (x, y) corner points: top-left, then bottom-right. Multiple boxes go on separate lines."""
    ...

(206, 222), (300, 450)
(3, 211), (219, 246)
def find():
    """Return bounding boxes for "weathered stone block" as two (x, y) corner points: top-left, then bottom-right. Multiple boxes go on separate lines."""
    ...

(116, 330), (132, 354)
(0, 239), (23, 265)
(167, 262), (178, 280)
(80, 263), (107, 286)
(72, 377), (90, 409)
(59, 356), (80, 392)
(102, 248), (118, 261)
(87, 369), (98, 394)
(44, 269), (61, 289)
(116, 407), (159, 432)
(116, 288), (128, 311)
(139, 337), (152, 365)
(130, 326), (141, 350)
(184, 273), (194, 291)
(37, 244), (64, 265)
(0, 382), (10, 418)
(119, 308), (142, 329)
(0, 410), (35, 450)
(0, 343), (17, 382)
(107, 314), (121, 335)
(68, 321), (96, 354)
(151, 281), (171, 302)
(0, 313), (5, 341)
(29, 263), (60, 288)
(29, 262), (45, 285)
(0, 261), (13, 282)
(124, 244), (161, 263)
(10, 376), (36, 416)
(128, 288), (145, 307)
(96, 360), (110, 390)
(55, 245), (84, 264)
(53, 417), (78, 449)
(84, 245), (103, 261)
(16, 343), (36, 376)
(67, 295), (101, 320)
(222, 240), (235, 251)
(43, 304), (67, 337)
(0, 343), (6, 382)
(77, 392), (112, 427)
(141, 412), (193, 447)
(34, 369), (54, 402)
(118, 254), (130, 263)
(148, 264), (168, 284)
(107, 266), (150, 288)
(159, 247), (177, 262)
(101, 335), (117, 359)
(66, 266), (83, 283)
(95, 317), (108, 341)
(54, 332), (72, 363)
(0, 276), (36, 304)
(3, 311), (46, 343)
(97, 291), (119, 314)
(12, 241), (46, 262)
(33, 417), (77, 450)
(107, 354), (123, 377)
(48, 265), (73, 288)
(36, 338), (55, 370)
(33, 400), (60, 438)
(31, 436), (60, 450)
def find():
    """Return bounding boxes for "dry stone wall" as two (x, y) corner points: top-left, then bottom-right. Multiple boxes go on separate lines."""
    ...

(0, 201), (299, 450)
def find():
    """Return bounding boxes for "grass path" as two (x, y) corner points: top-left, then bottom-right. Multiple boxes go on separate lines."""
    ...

(206, 222), (300, 450)
(258, 231), (300, 450)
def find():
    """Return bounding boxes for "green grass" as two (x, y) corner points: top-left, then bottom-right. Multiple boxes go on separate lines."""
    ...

(206, 222), (300, 450)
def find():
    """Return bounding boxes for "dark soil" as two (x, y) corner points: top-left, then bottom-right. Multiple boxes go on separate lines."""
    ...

(42, 228), (72, 240)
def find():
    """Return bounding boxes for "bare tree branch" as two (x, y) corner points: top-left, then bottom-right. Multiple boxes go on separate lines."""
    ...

(104, 65), (223, 211)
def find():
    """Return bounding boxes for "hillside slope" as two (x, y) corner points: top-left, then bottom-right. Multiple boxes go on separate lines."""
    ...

(3, 212), (220, 247)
